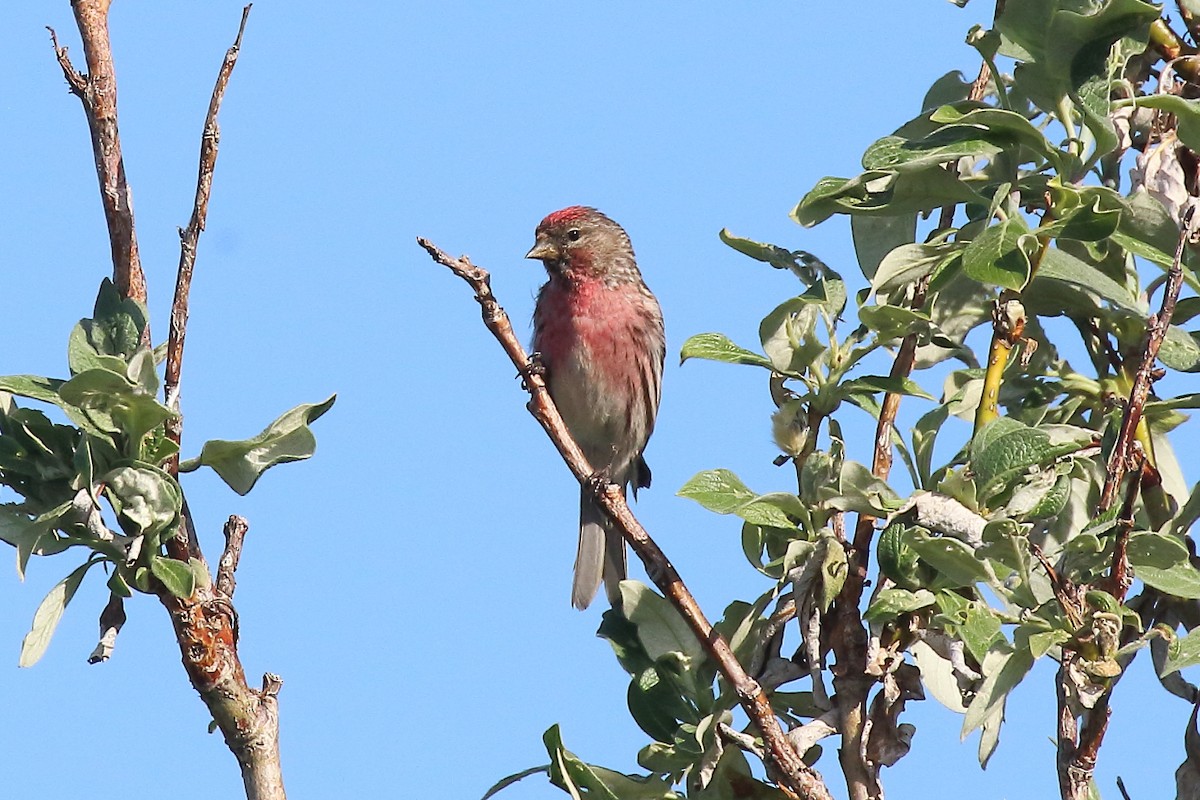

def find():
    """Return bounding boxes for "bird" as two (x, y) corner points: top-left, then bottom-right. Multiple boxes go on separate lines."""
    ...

(525, 206), (665, 609)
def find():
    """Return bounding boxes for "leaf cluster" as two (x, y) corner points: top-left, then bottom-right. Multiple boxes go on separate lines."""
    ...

(0, 280), (334, 665)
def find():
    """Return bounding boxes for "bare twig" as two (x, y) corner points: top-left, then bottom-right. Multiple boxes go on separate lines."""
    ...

(1104, 459), (1144, 602)
(416, 238), (832, 800)
(1099, 211), (1190, 511)
(165, 4), (253, 476)
(1056, 666), (1082, 800)
(50, 0), (146, 304)
(87, 592), (126, 664)
(217, 515), (250, 598)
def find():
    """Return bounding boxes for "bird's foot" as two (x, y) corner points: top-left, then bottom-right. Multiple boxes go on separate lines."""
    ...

(586, 469), (615, 495)
(520, 351), (547, 390)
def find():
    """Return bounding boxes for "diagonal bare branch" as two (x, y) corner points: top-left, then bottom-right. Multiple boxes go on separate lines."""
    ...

(417, 236), (832, 800)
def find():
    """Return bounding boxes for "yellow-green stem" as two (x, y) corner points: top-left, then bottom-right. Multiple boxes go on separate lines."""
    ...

(974, 337), (1012, 431)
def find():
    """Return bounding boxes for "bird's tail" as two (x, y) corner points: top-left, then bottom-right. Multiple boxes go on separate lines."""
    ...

(572, 491), (627, 610)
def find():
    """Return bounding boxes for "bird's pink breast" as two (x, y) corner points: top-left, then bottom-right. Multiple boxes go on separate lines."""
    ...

(535, 278), (642, 390)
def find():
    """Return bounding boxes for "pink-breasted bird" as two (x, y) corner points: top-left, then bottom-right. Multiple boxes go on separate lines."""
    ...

(526, 207), (666, 609)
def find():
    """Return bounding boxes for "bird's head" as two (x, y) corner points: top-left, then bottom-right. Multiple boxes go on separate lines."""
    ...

(525, 206), (637, 282)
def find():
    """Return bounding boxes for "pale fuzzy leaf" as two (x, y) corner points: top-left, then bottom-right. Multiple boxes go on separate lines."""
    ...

(185, 395), (336, 495)
(910, 640), (968, 713)
(19, 560), (95, 667)
(851, 214), (917, 281)
(679, 333), (773, 369)
(963, 646), (1033, 737)
(620, 582), (704, 665)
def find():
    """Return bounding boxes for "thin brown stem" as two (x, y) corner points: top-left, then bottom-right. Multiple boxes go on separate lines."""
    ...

(217, 515), (250, 599)
(1099, 209), (1190, 511)
(1056, 665), (1081, 800)
(52, 1), (146, 305)
(1104, 460), (1144, 603)
(165, 4), (252, 477)
(416, 237), (832, 800)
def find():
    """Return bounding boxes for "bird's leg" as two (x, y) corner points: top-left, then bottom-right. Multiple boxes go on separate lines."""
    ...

(585, 444), (626, 492)
(520, 351), (547, 390)
(586, 469), (615, 495)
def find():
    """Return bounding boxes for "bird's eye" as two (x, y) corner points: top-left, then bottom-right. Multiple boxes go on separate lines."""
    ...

(567, 228), (582, 241)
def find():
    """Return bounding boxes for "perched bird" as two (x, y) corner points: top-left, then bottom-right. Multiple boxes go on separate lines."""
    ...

(526, 207), (666, 609)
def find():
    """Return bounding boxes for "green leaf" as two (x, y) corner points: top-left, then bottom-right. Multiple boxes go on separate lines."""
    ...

(102, 462), (182, 539)
(67, 323), (129, 378)
(838, 375), (935, 402)
(1034, 247), (1145, 316)
(86, 278), (147, 358)
(962, 604), (1006, 664)
(961, 218), (1034, 291)
(1111, 189), (1191, 271)
(851, 214), (917, 281)
(1125, 95), (1200, 153)
(1160, 327), (1200, 373)
(620, 582), (705, 665)
(1163, 627), (1200, 677)
(149, 555), (197, 599)
(19, 559), (97, 667)
(0, 375), (66, 407)
(182, 395), (336, 495)
(793, 166), (982, 227)
(910, 530), (989, 587)
(816, 460), (902, 516)
(1128, 532), (1200, 599)
(922, 70), (972, 111)
(862, 133), (1002, 173)
(927, 105), (1065, 171)
(718, 229), (819, 280)
(962, 644), (1035, 736)
(543, 724), (680, 800)
(969, 417), (1080, 501)
(678, 469), (801, 529)
(913, 403), (953, 488)
(480, 766), (550, 800)
(864, 588), (936, 622)
(679, 334), (773, 369)
(819, 535), (848, 612)
(1039, 195), (1121, 243)
(997, 0), (1158, 111)
(58, 368), (174, 443)
(627, 668), (693, 743)
(871, 242), (961, 296)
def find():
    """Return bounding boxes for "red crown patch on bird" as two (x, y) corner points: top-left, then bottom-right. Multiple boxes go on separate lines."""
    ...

(538, 206), (595, 229)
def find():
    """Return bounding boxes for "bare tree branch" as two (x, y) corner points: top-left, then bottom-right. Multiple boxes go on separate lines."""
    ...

(1099, 210), (1191, 511)
(165, 3), (253, 473)
(49, 4), (284, 798)
(416, 237), (832, 800)
(161, 586), (285, 800)
(50, 0), (146, 304)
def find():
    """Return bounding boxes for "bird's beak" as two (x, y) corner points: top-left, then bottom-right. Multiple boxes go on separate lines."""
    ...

(525, 237), (558, 261)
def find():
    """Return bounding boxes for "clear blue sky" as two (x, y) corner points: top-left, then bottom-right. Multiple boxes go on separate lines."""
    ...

(0, 2), (1183, 798)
